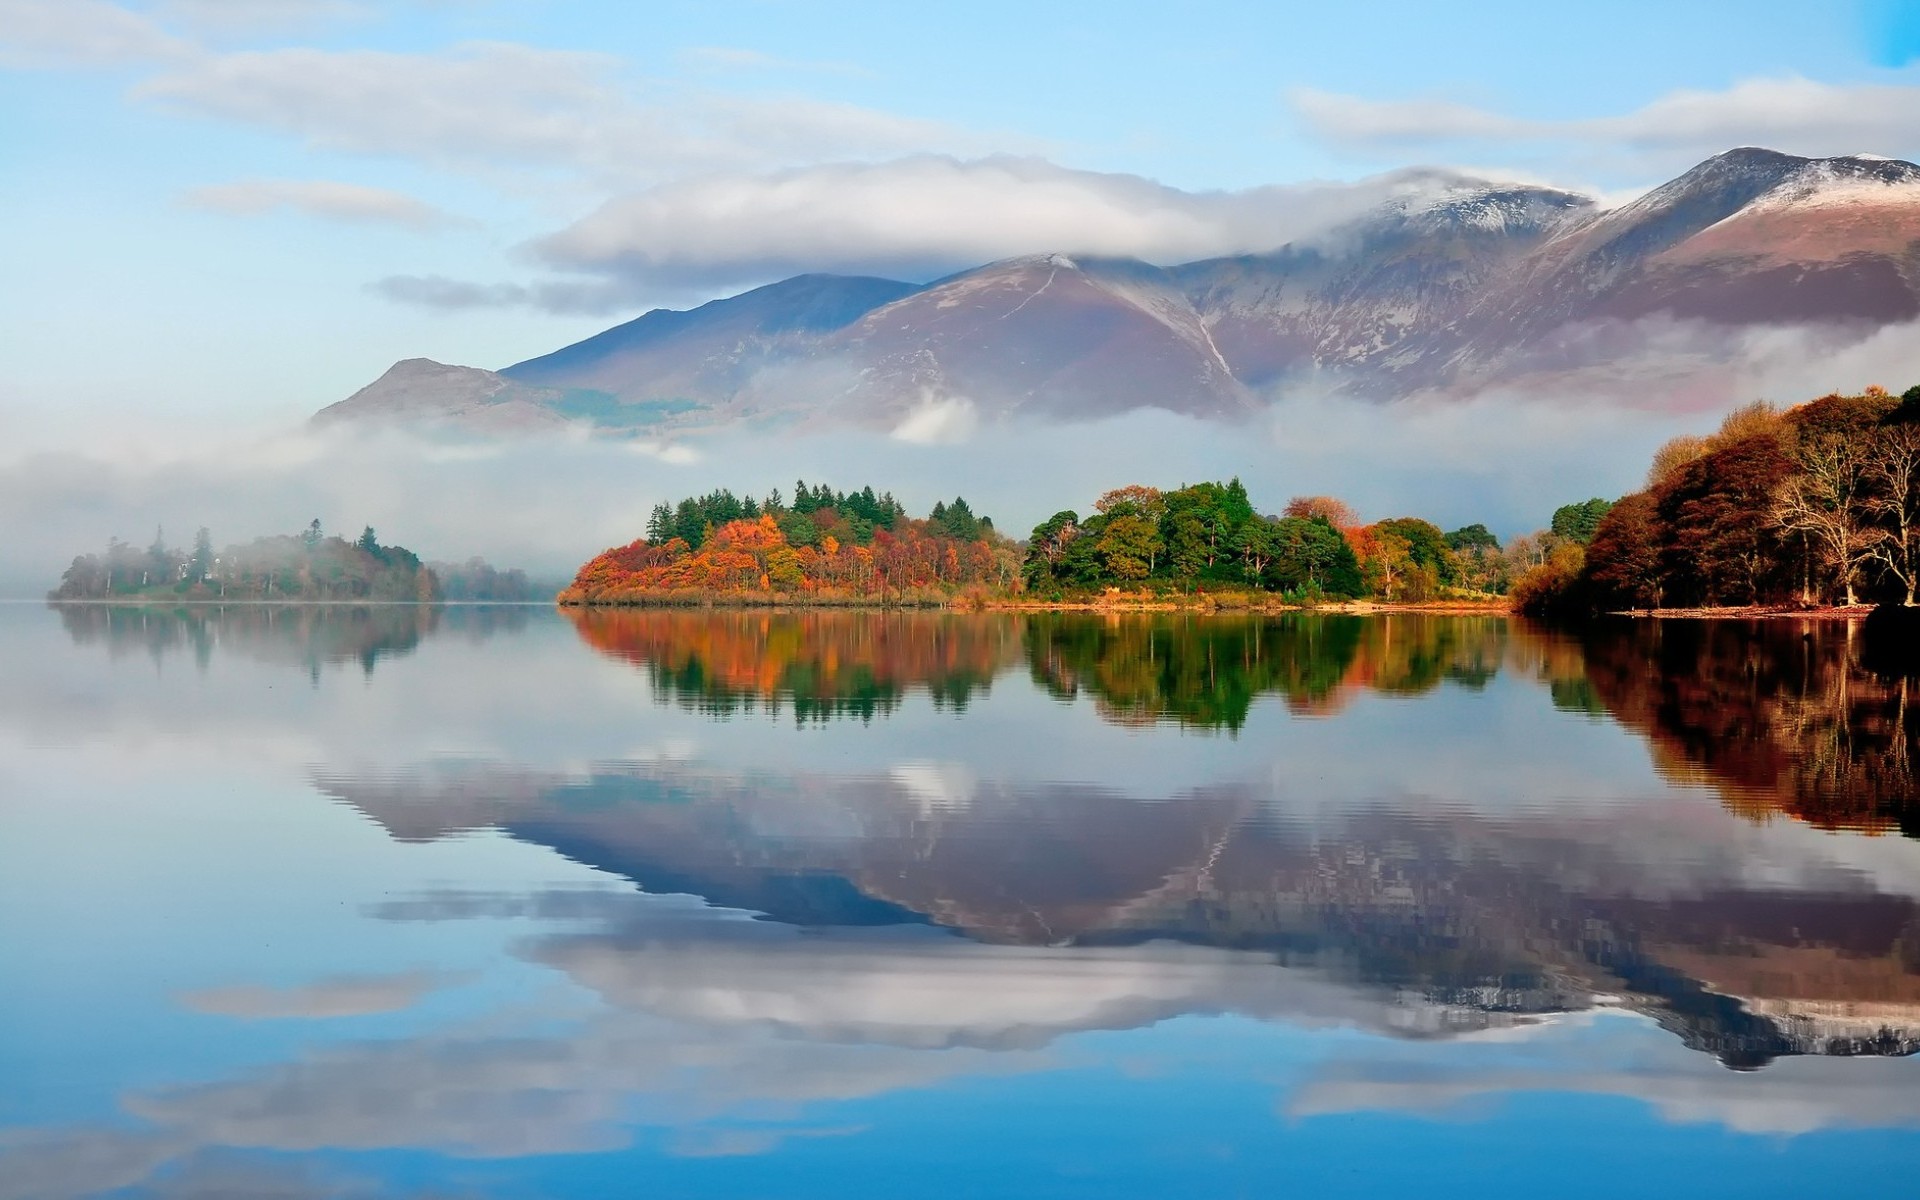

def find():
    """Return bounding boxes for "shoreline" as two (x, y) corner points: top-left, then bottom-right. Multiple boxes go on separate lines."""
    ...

(1606, 604), (1879, 620)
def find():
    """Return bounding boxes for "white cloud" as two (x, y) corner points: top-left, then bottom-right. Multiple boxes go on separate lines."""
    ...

(182, 178), (464, 230)
(531, 155), (1508, 290)
(676, 45), (871, 77)
(0, 0), (192, 66)
(155, 0), (367, 33)
(1291, 77), (1920, 165)
(891, 392), (979, 445)
(364, 273), (642, 314)
(134, 41), (1009, 186)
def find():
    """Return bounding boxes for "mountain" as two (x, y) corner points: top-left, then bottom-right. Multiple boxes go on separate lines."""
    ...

(317, 149), (1920, 433)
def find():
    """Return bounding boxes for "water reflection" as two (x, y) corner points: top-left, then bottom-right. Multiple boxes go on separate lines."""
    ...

(317, 755), (1920, 1070)
(11, 603), (1920, 1197)
(51, 601), (529, 679)
(565, 608), (1021, 720)
(1024, 612), (1509, 727)
(1582, 618), (1920, 837)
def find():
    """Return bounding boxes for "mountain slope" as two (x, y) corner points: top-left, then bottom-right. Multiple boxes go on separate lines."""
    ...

(312, 359), (574, 432)
(807, 254), (1254, 424)
(317, 149), (1920, 433)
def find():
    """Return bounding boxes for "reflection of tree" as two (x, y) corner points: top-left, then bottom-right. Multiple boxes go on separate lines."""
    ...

(564, 609), (1024, 722)
(568, 611), (1522, 731)
(49, 603), (524, 678)
(1580, 618), (1920, 836)
(1025, 614), (1512, 729)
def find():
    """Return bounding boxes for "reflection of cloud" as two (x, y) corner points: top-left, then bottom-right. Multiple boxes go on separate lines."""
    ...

(177, 970), (465, 1019)
(0, 1003), (1031, 1198)
(1291, 1022), (1920, 1135)
(527, 906), (1516, 1051)
(666, 1123), (866, 1159)
(888, 761), (977, 814)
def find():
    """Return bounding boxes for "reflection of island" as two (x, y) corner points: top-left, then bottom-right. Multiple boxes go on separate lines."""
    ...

(567, 609), (1525, 729)
(1025, 612), (1510, 727)
(564, 608), (1023, 719)
(52, 602), (530, 678)
(318, 754), (1920, 1069)
(1581, 618), (1919, 837)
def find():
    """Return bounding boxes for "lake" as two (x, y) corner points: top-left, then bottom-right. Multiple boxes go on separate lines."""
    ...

(2, 603), (1918, 1198)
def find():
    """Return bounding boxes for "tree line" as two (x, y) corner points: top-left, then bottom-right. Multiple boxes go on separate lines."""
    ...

(1515, 386), (1920, 614)
(577, 476), (1614, 605)
(641, 482), (993, 555)
(54, 521), (440, 602)
(1022, 480), (1580, 602)
(567, 485), (1019, 603)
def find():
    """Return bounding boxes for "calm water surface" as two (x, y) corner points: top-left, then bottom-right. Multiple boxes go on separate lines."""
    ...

(3, 603), (1918, 1198)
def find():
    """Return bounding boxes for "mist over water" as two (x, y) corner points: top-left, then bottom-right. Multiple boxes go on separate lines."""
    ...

(8, 305), (1918, 598)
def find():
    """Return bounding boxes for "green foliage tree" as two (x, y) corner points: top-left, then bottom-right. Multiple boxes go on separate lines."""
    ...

(1269, 517), (1363, 597)
(1445, 524), (1499, 552)
(1375, 517), (1456, 587)
(1550, 498), (1615, 545)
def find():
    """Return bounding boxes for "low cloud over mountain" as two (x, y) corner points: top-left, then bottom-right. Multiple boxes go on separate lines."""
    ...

(323, 148), (1920, 435)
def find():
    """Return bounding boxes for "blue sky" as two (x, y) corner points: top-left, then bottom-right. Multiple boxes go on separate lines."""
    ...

(5, 0), (1920, 437)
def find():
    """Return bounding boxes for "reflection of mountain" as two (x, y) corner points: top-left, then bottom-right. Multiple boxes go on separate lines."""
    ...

(320, 753), (1920, 1069)
(1581, 618), (1920, 837)
(566, 608), (1521, 729)
(51, 602), (529, 678)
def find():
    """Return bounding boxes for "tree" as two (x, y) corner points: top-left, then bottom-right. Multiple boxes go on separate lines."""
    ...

(1769, 435), (1878, 605)
(1360, 531), (1414, 599)
(1894, 385), (1920, 426)
(1658, 434), (1796, 606)
(1445, 524), (1499, 552)
(1095, 512), (1161, 581)
(1861, 423), (1920, 606)
(1648, 435), (1711, 488)
(357, 525), (380, 554)
(1284, 495), (1359, 529)
(190, 527), (214, 582)
(1024, 511), (1081, 587)
(1269, 517), (1362, 596)
(1094, 485), (1165, 520)
(1233, 518), (1280, 582)
(1374, 517), (1456, 587)
(1582, 493), (1663, 610)
(1550, 498), (1614, 545)
(645, 503), (673, 542)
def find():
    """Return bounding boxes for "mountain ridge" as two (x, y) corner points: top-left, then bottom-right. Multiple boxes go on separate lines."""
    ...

(313, 148), (1920, 434)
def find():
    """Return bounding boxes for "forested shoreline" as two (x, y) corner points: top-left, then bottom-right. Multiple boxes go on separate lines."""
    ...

(62, 383), (1920, 616)
(50, 522), (538, 604)
(1515, 386), (1920, 616)
(561, 478), (1606, 608)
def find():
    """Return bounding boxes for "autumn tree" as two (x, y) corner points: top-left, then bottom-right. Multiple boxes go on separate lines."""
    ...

(1283, 495), (1359, 530)
(1581, 493), (1662, 610)
(1770, 434), (1878, 605)
(1861, 423), (1920, 606)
